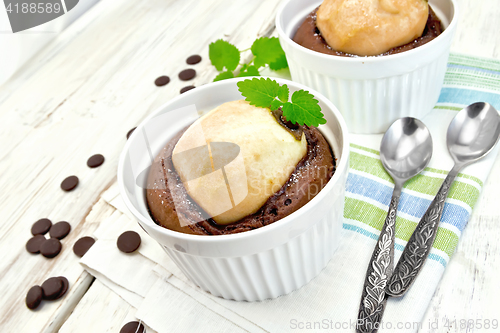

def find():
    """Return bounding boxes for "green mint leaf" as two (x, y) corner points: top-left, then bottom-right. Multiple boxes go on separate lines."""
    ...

(237, 65), (260, 77)
(251, 37), (287, 69)
(277, 84), (289, 103)
(209, 39), (240, 72)
(237, 78), (325, 127)
(237, 77), (280, 108)
(281, 102), (294, 120)
(270, 99), (283, 111)
(269, 54), (288, 71)
(213, 71), (234, 82)
(282, 90), (326, 127)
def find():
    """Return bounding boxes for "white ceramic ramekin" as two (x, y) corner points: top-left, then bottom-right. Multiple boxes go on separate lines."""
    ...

(276, 0), (458, 134)
(117, 77), (349, 301)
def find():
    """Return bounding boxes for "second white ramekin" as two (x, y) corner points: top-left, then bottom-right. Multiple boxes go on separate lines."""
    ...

(276, 0), (458, 134)
(118, 77), (350, 301)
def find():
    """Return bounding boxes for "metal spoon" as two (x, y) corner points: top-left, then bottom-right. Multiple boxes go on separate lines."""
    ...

(386, 102), (500, 298)
(357, 118), (433, 333)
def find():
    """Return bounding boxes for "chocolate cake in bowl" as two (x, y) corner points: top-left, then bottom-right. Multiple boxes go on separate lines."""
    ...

(276, 0), (458, 133)
(118, 77), (349, 301)
(293, 4), (444, 57)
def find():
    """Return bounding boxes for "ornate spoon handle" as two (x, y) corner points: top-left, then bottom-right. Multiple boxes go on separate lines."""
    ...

(386, 165), (460, 297)
(357, 186), (401, 333)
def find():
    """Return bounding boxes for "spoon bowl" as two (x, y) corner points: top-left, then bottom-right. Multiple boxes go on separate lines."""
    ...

(381, 118), (433, 182)
(447, 102), (500, 164)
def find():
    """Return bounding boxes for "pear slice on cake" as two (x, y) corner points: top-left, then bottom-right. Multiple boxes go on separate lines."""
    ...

(172, 100), (307, 225)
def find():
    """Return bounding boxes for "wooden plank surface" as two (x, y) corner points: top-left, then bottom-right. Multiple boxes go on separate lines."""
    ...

(0, 0), (282, 331)
(59, 278), (156, 333)
(0, 0), (499, 332)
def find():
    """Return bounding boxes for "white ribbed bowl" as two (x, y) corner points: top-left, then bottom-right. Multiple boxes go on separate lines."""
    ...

(117, 77), (349, 301)
(276, 0), (458, 134)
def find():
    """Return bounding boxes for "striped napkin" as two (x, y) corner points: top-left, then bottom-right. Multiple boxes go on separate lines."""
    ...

(341, 53), (500, 332)
(347, 53), (500, 270)
(78, 54), (500, 333)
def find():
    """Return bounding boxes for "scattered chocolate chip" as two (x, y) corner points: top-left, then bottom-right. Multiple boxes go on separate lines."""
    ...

(87, 154), (105, 168)
(120, 321), (145, 333)
(54, 277), (69, 300)
(49, 221), (71, 240)
(126, 127), (137, 140)
(180, 85), (195, 94)
(73, 236), (96, 257)
(186, 55), (202, 65)
(41, 277), (63, 300)
(117, 231), (141, 253)
(178, 69), (196, 81)
(61, 176), (79, 192)
(31, 218), (52, 236)
(26, 235), (46, 254)
(284, 198), (292, 206)
(40, 238), (62, 258)
(26, 285), (43, 310)
(154, 75), (170, 87)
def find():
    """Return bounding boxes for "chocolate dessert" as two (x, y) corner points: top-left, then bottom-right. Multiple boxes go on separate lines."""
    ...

(146, 107), (335, 236)
(293, 5), (443, 57)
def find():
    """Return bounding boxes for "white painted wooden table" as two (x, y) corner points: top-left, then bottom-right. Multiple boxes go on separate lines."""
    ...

(0, 0), (499, 332)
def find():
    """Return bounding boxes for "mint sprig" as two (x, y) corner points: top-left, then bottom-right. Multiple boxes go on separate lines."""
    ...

(251, 37), (288, 70)
(209, 39), (240, 72)
(237, 78), (326, 127)
(282, 90), (326, 127)
(213, 71), (234, 81)
(209, 37), (288, 81)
